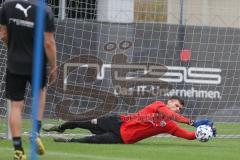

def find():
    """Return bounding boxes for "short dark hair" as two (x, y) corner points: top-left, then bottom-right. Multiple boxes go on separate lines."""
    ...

(169, 96), (184, 106)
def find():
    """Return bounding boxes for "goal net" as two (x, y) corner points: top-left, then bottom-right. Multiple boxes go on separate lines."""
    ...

(0, 0), (240, 138)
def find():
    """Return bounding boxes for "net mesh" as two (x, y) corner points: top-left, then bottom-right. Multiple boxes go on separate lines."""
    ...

(0, 0), (240, 137)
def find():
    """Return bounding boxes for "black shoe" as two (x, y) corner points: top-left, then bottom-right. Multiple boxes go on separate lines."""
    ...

(42, 124), (64, 133)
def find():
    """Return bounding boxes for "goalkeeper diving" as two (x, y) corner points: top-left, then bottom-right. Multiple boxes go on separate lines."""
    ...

(43, 96), (216, 144)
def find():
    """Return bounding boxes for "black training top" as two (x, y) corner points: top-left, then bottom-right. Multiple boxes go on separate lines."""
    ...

(0, 0), (55, 75)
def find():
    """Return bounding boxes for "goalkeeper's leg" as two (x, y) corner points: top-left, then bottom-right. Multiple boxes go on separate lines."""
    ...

(54, 132), (123, 144)
(43, 120), (105, 134)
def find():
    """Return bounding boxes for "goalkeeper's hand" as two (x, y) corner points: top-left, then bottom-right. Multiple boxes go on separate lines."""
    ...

(190, 118), (213, 128)
(190, 118), (217, 137)
(212, 127), (217, 137)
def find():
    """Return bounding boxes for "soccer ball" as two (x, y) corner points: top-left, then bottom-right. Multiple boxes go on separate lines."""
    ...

(195, 125), (213, 142)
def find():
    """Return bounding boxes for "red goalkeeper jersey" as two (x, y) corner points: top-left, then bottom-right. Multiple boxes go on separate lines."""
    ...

(120, 101), (196, 144)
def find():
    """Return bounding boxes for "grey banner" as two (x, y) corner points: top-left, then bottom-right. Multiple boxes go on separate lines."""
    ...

(1, 20), (240, 122)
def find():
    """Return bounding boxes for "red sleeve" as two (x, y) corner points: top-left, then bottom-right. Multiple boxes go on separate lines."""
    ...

(158, 106), (191, 124)
(172, 127), (196, 140)
(167, 122), (196, 140)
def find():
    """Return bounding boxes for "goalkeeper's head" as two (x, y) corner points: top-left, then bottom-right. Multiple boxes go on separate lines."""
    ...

(167, 96), (184, 113)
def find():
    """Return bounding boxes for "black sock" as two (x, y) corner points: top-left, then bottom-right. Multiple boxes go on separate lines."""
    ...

(58, 124), (64, 131)
(13, 137), (24, 152)
(37, 120), (42, 134)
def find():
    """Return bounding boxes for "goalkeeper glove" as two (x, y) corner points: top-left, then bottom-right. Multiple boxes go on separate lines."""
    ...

(191, 118), (213, 128)
(212, 127), (217, 137)
(191, 119), (217, 137)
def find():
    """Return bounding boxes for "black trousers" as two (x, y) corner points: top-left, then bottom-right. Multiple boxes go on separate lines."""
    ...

(59, 115), (123, 144)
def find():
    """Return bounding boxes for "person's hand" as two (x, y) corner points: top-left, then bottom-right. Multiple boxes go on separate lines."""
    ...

(48, 66), (57, 85)
(212, 127), (217, 137)
(191, 118), (213, 128)
(191, 118), (216, 137)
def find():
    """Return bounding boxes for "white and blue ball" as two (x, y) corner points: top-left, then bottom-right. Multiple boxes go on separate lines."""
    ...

(195, 125), (213, 142)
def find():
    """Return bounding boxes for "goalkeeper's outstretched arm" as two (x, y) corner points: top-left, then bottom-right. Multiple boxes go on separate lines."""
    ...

(170, 125), (196, 140)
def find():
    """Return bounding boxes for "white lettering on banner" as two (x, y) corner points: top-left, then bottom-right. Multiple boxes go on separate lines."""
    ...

(112, 85), (221, 99)
(165, 87), (221, 99)
(63, 63), (222, 99)
(160, 66), (221, 85)
(63, 63), (222, 85)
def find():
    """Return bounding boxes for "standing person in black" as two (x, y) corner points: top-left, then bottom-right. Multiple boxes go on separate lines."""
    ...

(0, 0), (57, 159)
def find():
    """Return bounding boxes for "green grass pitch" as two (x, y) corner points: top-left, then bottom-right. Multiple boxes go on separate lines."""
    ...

(0, 120), (240, 160)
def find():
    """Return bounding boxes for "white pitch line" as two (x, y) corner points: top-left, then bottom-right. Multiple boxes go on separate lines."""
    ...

(1, 132), (240, 139)
(0, 147), (137, 160)
(30, 133), (240, 139)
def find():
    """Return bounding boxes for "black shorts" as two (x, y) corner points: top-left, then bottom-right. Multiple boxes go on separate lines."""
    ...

(5, 69), (47, 101)
(97, 115), (123, 139)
